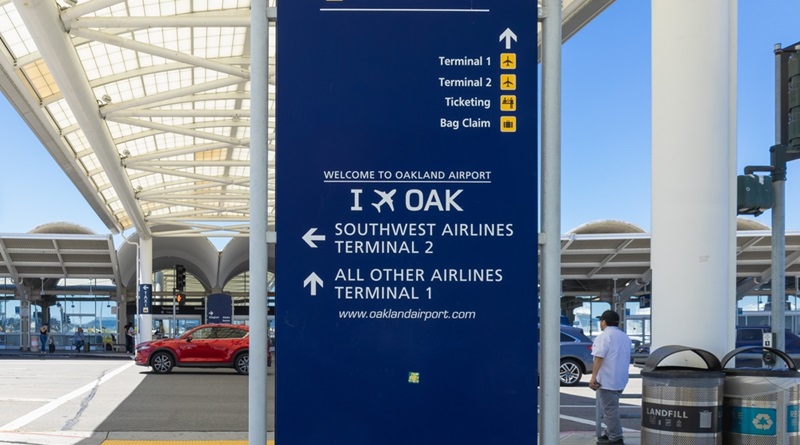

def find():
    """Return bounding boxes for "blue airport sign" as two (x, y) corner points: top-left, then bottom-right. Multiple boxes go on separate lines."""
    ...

(277, 2), (538, 443)
(205, 293), (233, 324)
(137, 284), (152, 314)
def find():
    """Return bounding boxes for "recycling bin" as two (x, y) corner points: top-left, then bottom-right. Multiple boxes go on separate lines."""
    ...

(721, 346), (800, 445)
(641, 345), (725, 444)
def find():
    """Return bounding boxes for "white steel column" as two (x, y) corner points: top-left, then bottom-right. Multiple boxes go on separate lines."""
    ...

(116, 295), (127, 347)
(727, 1), (739, 355)
(651, 0), (736, 358)
(249, 0), (270, 444)
(138, 237), (153, 344)
(20, 298), (30, 351)
(540, 0), (562, 443)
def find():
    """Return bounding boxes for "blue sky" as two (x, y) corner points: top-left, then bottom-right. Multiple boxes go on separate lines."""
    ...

(1, 1), (800, 246)
(559, 0), (800, 233)
(0, 102), (108, 235)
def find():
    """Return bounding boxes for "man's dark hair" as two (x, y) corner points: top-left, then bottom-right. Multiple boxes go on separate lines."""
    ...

(599, 310), (620, 327)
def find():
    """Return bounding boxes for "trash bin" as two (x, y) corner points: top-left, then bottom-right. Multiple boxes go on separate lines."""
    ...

(641, 345), (725, 444)
(31, 335), (39, 351)
(721, 346), (800, 444)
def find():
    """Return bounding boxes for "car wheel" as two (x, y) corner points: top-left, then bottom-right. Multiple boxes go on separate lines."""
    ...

(151, 351), (174, 374)
(234, 352), (249, 375)
(559, 359), (583, 386)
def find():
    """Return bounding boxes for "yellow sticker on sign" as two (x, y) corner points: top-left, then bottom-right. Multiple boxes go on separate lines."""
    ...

(408, 372), (420, 384)
(500, 53), (516, 69)
(500, 116), (517, 133)
(500, 95), (517, 111)
(500, 74), (516, 90)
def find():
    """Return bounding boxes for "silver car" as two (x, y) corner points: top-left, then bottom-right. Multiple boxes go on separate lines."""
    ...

(559, 325), (594, 386)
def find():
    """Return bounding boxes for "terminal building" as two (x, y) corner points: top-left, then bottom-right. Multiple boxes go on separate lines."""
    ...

(0, 216), (796, 353)
(0, 221), (274, 350)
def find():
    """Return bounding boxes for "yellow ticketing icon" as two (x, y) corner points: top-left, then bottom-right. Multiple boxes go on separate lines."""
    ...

(500, 95), (517, 111)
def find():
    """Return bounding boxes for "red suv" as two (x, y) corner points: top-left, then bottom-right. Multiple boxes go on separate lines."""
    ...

(135, 323), (252, 374)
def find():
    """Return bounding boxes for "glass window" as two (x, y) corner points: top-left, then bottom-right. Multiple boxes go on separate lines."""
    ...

(737, 328), (761, 342)
(190, 327), (215, 339)
(215, 327), (247, 338)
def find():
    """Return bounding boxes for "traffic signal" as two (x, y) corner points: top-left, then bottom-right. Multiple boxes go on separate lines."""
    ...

(175, 264), (186, 291)
(176, 292), (186, 306)
(789, 53), (800, 150)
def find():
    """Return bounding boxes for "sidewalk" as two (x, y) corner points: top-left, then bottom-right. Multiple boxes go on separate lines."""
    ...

(560, 431), (641, 445)
(0, 347), (132, 360)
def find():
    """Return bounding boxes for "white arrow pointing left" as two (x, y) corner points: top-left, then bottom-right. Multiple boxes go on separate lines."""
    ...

(303, 228), (326, 248)
(304, 272), (323, 296)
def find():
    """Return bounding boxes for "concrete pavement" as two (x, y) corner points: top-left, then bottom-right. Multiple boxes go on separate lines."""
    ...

(559, 431), (641, 445)
(0, 348), (640, 444)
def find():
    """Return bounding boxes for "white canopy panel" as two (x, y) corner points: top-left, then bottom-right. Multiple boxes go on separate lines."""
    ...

(0, 0), (610, 243)
(0, 0), (275, 240)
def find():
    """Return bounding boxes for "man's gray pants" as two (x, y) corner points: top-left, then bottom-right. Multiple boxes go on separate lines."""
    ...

(598, 388), (623, 440)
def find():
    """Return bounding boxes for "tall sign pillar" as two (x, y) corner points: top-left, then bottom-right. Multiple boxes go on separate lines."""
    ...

(277, 2), (538, 444)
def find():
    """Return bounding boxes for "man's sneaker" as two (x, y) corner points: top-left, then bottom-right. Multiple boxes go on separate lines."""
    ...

(597, 437), (624, 445)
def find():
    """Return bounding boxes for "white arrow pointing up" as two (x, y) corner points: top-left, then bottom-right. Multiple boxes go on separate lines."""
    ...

(302, 228), (326, 248)
(304, 272), (323, 296)
(499, 28), (517, 50)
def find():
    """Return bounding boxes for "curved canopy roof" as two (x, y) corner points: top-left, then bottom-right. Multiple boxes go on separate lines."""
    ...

(0, 0), (611, 245)
(0, 0), (275, 240)
(555, 219), (800, 299)
(0, 222), (118, 298)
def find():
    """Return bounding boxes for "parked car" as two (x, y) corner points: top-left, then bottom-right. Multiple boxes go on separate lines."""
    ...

(135, 323), (256, 374)
(559, 325), (594, 386)
(735, 326), (800, 351)
(734, 326), (800, 367)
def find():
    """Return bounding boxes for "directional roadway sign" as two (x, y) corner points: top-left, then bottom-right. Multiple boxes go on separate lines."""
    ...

(277, 1), (538, 443)
(137, 284), (152, 314)
(205, 293), (233, 324)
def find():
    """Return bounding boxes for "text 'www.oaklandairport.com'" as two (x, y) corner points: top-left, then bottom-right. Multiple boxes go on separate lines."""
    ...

(338, 308), (477, 321)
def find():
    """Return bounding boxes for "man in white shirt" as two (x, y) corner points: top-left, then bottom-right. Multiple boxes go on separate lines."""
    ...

(589, 310), (632, 445)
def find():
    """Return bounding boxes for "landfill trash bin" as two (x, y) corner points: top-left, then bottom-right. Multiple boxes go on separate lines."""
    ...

(641, 345), (724, 445)
(721, 346), (800, 444)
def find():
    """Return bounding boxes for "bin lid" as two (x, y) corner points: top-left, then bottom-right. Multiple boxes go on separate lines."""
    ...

(641, 367), (725, 379)
(723, 368), (799, 377)
(642, 345), (722, 373)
